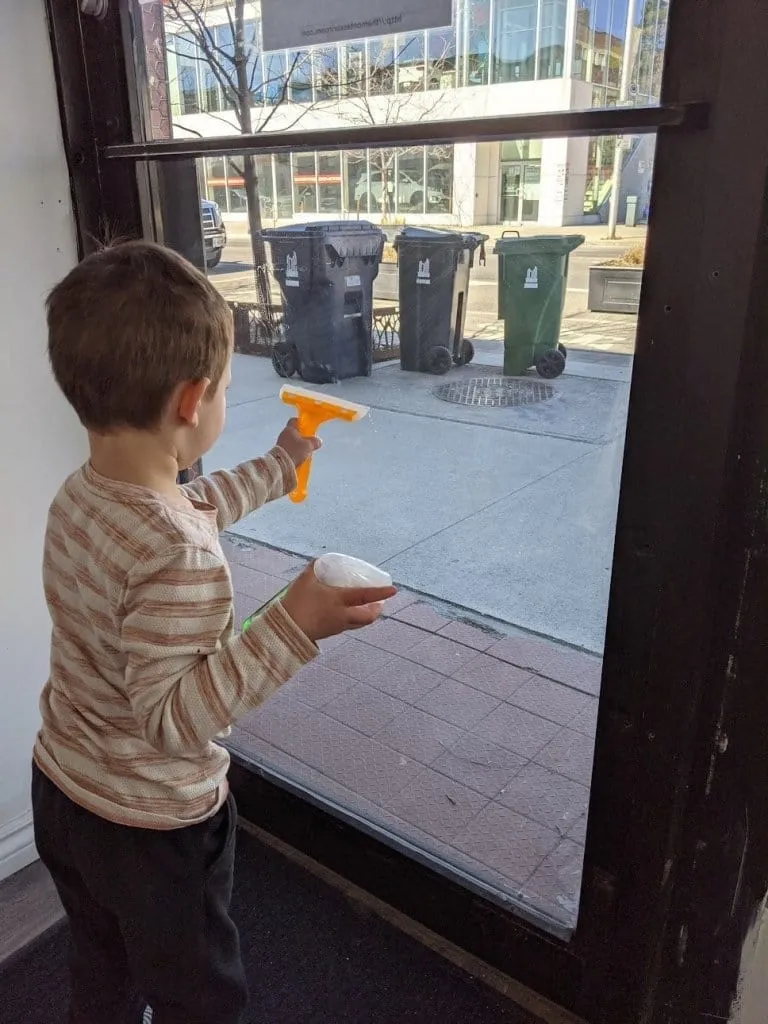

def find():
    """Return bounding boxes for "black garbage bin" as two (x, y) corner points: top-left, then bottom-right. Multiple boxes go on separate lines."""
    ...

(394, 227), (488, 375)
(264, 221), (385, 384)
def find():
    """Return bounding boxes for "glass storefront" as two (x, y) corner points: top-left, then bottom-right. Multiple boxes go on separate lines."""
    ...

(203, 146), (455, 220)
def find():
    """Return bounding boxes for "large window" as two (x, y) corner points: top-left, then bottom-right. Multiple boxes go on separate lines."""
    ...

(292, 152), (317, 213)
(396, 33), (426, 94)
(539, 0), (567, 79)
(368, 37), (396, 95)
(288, 50), (314, 103)
(426, 145), (453, 211)
(493, 0), (538, 83)
(397, 149), (426, 212)
(427, 27), (457, 90)
(314, 47), (340, 102)
(317, 152), (343, 213)
(345, 151), (369, 213)
(172, 34), (199, 115)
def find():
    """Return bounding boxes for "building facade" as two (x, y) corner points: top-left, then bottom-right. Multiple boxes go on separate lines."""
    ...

(165, 0), (668, 227)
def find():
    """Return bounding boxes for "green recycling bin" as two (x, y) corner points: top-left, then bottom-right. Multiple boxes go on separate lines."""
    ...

(494, 233), (585, 378)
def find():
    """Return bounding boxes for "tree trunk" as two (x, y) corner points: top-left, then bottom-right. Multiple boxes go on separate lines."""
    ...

(234, 0), (270, 311)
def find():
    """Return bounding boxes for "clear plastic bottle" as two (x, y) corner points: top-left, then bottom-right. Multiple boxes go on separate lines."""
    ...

(242, 553), (392, 632)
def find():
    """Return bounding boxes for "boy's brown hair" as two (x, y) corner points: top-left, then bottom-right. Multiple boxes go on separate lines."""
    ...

(47, 241), (233, 432)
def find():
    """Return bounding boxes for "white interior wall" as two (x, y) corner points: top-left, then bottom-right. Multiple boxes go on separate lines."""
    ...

(0, 0), (85, 880)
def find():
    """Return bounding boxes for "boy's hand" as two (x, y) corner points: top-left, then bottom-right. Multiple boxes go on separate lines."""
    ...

(281, 563), (396, 642)
(277, 419), (321, 469)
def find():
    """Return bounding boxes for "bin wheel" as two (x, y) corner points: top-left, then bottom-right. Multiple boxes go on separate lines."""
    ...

(454, 340), (475, 366)
(535, 348), (566, 380)
(558, 343), (567, 359)
(272, 344), (297, 378)
(428, 346), (453, 375)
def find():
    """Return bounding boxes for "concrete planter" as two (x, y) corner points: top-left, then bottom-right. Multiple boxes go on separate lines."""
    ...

(588, 264), (643, 315)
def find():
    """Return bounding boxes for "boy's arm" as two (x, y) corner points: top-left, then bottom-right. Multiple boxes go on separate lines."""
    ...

(181, 447), (296, 530)
(120, 544), (316, 754)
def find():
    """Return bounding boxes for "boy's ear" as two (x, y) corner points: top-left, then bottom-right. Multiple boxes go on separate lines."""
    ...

(176, 379), (211, 426)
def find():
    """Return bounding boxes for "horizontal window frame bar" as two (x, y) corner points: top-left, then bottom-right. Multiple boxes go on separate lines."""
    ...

(104, 102), (709, 161)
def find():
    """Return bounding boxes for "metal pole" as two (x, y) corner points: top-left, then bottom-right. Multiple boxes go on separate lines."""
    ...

(607, 0), (639, 239)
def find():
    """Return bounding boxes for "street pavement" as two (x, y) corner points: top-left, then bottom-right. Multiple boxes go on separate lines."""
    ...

(210, 335), (633, 655)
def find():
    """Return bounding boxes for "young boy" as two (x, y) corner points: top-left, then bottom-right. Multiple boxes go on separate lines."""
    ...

(32, 241), (394, 1024)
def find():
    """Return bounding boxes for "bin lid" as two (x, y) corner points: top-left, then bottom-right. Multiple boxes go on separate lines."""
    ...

(394, 226), (489, 251)
(493, 234), (586, 256)
(263, 220), (384, 259)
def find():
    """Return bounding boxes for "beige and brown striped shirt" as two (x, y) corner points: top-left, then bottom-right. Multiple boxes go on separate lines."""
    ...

(33, 448), (317, 830)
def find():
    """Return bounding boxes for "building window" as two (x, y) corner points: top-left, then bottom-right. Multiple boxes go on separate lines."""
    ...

(368, 148), (397, 214)
(493, 0), (538, 83)
(343, 43), (366, 95)
(205, 155), (227, 210)
(314, 47), (340, 101)
(215, 23), (235, 111)
(174, 34), (200, 115)
(317, 153), (343, 212)
(293, 152), (317, 213)
(274, 152), (293, 217)
(463, 0), (491, 86)
(396, 33), (426, 93)
(263, 51), (287, 105)
(538, 0), (567, 79)
(288, 50), (314, 103)
(427, 27), (457, 90)
(397, 149), (426, 213)
(426, 145), (453, 211)
(368, 37), (396, 95)
(346, 151), (369, 213)
(243, 20), (264, 105)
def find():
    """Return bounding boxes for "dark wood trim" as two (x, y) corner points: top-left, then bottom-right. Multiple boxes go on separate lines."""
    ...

(103, 103), (708, 162)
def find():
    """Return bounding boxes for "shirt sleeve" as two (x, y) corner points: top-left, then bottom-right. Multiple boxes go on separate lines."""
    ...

(120, 543), (316, 754)
(182, 447), (297, 530)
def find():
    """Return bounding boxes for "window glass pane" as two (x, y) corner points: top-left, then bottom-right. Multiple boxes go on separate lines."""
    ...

(396, 149), (426, 213)
(292, 152), (317, 213)
(215, 23), (235, 111)
(427, 27), (457, 90)
(368, 37), (396, 95)
(172, 34), (200, 115)
(343, 42), (366, 96)
(539, 0), (567, 79)
(367, 148), (396, 214)
(243, 20), (263, 105)
(288, 50), (314, 103)
(493, 0), (538, 83)
(426, 145), (453, 212)
(314, 47), (340, 102)
(463, 0), (491, 86)
(274, 152), (293, 217)
(263, 51), (286, 105)
(317, 152), (343, 213)
(346, 150), (369, 214)
(205, 155), (227, 209)
(396, 33), (426, 93)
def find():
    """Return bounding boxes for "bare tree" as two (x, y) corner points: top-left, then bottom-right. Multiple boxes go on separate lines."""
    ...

(164, 0), (313, 307)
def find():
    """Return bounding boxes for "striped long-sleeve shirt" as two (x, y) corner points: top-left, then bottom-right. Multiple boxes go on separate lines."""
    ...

(33, 448), (317, 830)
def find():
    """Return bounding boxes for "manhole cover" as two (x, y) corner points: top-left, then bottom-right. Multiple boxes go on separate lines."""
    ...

(433, 377), (555, 407)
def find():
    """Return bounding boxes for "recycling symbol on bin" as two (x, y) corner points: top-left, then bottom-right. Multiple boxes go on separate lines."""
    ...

(524, 266), (539, 290)
(286, 251), (299, 287)
(417, 258), (431, 285)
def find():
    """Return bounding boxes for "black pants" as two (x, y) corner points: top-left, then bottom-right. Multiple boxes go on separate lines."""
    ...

(32, 764), (248, 1024)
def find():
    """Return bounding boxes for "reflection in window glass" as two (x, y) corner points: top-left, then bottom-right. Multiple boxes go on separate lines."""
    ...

(396, 33), (426, 93)
(493, 0), (538, 83)
(215, 23), (235, 112)
(293, 152), (317, 213)
(226, 159), (247, 212)
(317, 153), (343, 212)
(427, 27), (457, 90)
(244, 20), (263, 105)
(274, 152), (293, 217)
(368, 148), (396, 214)
(314, 47), (340, 101)
(205, 156), (227, 210)
(346, 151), (369, 213)
(263, 51), (286, 105)
(538, 0), (567, 79)
(463, 0), (491, 86)
(174, 34), (199, 115)
(397, 149), (426, 213)
(343, 42), (366, 95)
(426, 145), (453, 212)
(368, 37), (396, 95)
(288, 50), (314, 103)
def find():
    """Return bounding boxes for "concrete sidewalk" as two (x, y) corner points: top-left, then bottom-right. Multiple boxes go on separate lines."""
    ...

(210, 332), (632, 654)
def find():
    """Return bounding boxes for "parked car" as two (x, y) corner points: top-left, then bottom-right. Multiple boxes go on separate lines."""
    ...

(354, 166), (450, 213)
(200, 198), (226, 268)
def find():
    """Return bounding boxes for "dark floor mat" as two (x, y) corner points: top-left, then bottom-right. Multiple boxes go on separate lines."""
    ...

(0, 827), (543, 1023)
